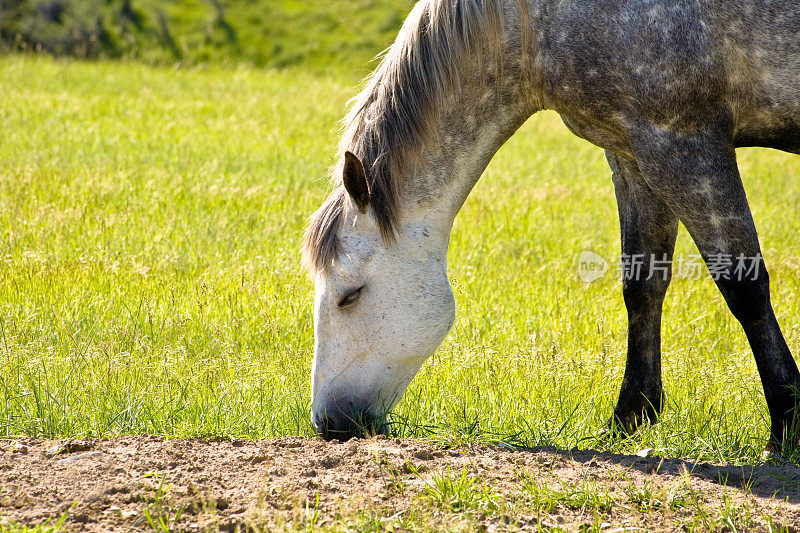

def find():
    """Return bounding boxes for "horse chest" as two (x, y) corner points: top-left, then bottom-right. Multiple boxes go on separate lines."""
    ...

(557, 113), (635, 159)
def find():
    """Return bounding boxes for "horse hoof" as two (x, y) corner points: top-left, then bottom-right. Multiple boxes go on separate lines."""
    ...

(762, 439), (800, 463)
(604, 416), (638, 438)
(605, 408), (660, 438)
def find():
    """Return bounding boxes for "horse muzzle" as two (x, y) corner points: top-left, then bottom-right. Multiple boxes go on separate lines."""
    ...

(311, 402), (388, 441)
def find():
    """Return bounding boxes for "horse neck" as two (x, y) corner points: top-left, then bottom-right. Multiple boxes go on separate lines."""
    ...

(397, 62), (539, 234)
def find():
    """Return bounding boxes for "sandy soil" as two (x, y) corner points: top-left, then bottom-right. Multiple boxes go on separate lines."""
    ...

(2, 437), (800, 532)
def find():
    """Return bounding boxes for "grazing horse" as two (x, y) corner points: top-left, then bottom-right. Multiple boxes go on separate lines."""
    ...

(302, 0), (800, 449)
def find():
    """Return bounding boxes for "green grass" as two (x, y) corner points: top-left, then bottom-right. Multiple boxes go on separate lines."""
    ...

(169, 0), (415, 72)
(0, 510), (69, 533)
(131, 0), (415, 72)
(1, 55), (800, 465)
(420, 466), (502, 513)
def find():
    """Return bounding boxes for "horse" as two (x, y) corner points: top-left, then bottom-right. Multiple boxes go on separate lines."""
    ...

(302, 0), (800, 450)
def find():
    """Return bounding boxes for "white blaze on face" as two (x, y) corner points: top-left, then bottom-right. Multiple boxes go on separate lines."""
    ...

(310, 206), (456, 434)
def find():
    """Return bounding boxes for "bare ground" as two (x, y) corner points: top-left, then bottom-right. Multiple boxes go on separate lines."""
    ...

(2, 437), (800, 532)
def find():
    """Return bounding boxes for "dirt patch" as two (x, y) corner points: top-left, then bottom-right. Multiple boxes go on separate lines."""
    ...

(1, 437), (800, 531)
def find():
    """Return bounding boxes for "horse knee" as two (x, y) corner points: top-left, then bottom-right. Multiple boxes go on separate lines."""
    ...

(622, 275), (670, 318)
(716, 273), (772, 326)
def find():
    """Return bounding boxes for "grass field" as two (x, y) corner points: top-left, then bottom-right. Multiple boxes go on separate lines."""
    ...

(3, 55), (800, 462)
(125, 0), (415, 72)
(1, 54), (800, 530)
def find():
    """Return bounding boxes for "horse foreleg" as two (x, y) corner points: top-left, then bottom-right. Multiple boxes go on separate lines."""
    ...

(607, 151), (679, 434)
(631, 123), (800, 452)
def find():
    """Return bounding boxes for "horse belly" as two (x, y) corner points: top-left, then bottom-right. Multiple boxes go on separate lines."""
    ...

(733, 80), (800, 153)
(721, 2), (800, 153)
(734, 118), (800, 154)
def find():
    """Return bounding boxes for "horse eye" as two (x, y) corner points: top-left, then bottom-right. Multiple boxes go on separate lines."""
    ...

(338, 286), (365, 308)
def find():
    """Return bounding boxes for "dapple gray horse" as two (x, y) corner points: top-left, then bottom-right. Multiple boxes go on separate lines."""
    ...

(303, 0), (800, 450)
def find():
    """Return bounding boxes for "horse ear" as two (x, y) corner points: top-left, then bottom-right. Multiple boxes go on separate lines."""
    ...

(342, 151), (370, 213)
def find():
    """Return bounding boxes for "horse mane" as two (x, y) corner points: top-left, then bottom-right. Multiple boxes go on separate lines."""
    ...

(302, 0), (518, 273)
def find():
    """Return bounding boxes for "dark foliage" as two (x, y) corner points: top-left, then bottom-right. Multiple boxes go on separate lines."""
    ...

(0, 0), (123, 57)
(0, 0), (190, 59)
